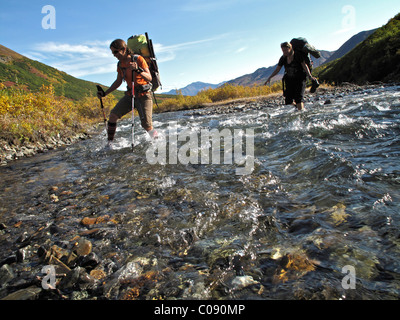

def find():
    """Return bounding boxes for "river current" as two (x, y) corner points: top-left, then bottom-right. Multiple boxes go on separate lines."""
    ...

(0, 85), (399, 300)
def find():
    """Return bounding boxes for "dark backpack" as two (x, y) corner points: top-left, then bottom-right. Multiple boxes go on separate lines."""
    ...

(127, 33), (162, 92)
(290, 37), (321, 72)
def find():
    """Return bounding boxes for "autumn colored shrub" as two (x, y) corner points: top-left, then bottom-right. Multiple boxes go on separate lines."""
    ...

(158, 82), (283, 112)
(0, 80), (283, 145)
(0, 83), (117, 144)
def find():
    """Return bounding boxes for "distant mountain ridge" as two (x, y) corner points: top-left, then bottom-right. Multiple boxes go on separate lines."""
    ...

(324, 28), (378, 64)
(224, 49), (335, 87)
(226, 65), (282, 87)
(163, 81), (224, 96)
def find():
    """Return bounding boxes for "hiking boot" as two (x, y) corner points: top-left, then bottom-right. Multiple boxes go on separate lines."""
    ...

(148, 129), (158, 139)
(104, 141), (114, 150)
(310, 79), (320, 93)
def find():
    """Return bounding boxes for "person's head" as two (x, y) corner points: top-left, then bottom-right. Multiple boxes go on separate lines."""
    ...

(110, 39), (132, 60)
(280, 42), (293, 56)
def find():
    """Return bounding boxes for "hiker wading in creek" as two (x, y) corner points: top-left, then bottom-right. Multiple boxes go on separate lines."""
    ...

(97, 39), (158, 144)
(265, 42), (317, 111)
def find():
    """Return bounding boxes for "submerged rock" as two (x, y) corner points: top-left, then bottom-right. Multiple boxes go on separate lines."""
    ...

(0, 264), (14, 287)
(231, 275), (258, 290)
(74, 238), (92, 257)
(1, 286), (42, 300)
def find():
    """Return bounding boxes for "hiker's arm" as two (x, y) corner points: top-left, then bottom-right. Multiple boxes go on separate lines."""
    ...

(129, 60), (152, 82)
(264, 65), (282, 85)
(101, 74), (123, 97)
(138, 67), (152, 83)
(301, 62), (315, 80)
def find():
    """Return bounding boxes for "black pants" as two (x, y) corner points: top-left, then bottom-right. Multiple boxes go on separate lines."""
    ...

(283, 76), (306, 105)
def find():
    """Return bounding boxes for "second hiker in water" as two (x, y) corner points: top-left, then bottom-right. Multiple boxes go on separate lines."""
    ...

(97, 39), (157, 144)
(265, 41), (318, 111)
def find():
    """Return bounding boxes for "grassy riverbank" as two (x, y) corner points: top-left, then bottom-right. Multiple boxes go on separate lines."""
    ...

(0, 83), (117, 145)
(155, 82), (283, 113)
(0, 82), (284, 146)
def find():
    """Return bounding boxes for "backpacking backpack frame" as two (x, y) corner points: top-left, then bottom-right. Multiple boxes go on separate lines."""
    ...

(127, 32), (162, 106)
(127, 32), (162, 92)
(290, 37), (321, 72)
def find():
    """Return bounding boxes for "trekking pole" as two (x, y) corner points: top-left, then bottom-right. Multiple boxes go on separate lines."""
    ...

(152, 91), (159, 109)
(131, 69), (135, 151)
(96, 85), (108, 136)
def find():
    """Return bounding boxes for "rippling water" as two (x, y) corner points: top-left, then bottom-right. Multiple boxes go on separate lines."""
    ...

(1, 85), (399, 300)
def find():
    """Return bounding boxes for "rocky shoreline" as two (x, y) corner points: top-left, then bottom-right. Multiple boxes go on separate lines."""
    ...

(186, 82), (399, 116)
(0, 128), (95, 167)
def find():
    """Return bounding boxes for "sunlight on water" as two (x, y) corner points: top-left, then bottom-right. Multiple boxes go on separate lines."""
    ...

(0, 85), (399, 300)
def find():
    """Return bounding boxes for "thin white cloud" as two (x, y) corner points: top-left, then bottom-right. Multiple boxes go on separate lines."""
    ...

(33, 41), (110, 57)
(24, 51), (48, 61)
(154, 34), (229, 63)
(235, 47), (247, 53)
(26, 40), (115, 78)
(26, 35), (228, 79)
(52, 59), (116, 77)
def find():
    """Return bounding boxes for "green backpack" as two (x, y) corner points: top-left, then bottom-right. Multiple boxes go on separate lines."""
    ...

(127, 33), (162, 92)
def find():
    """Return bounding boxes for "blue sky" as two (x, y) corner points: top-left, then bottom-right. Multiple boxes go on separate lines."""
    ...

(1, 0), (399, 93)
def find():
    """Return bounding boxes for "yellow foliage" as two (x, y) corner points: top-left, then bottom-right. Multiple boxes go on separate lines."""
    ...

(158, 82), (283, 112)
(1, 81), (283, 144)
(0, 84), (117, 143)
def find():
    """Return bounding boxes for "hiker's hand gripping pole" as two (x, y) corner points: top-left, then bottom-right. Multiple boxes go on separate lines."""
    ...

(96, 85), (108, 136)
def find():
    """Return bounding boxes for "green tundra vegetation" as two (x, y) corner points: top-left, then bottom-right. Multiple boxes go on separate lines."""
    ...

(316, 12), (400, 84)
(0, 46), (103, 101)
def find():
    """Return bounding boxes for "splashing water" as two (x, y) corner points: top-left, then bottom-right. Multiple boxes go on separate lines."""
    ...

(0, 85), (399, 300)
